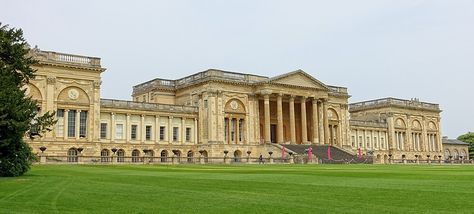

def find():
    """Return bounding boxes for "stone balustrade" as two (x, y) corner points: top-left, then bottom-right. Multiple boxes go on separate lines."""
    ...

(349, 120), (388, 128)
(31, 47), (101, 68)
(100, 99), (198, 113)
(349, 97), (440, 112)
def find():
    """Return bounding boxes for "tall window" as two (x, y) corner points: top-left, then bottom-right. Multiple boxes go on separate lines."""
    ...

(224, 118), (228, 141)
(159, 126), (165, 140)
(173, 127), (179, 141)
(351, 136), (355, 147)
(239, 119), (244, 142)
(231, 119), (235, 142)
(79, 111), (87, 138)
(131, 125), (138, 140)
(100, 123), (107, 139)
(115, 124), (123, 139)
(67, 110), (76, 137)
(56, 109), (64, 137)
(185, 127), (191, 142)
(145, 125), (152, 141)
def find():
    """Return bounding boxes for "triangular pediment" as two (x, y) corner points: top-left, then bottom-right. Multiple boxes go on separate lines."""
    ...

(265, 70), (330, 90)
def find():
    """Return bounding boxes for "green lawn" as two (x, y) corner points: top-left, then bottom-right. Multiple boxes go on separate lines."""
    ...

(1, 164), (473, 213)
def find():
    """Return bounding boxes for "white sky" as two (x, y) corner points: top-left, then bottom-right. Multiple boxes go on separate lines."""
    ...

(2, 0), (473, 138)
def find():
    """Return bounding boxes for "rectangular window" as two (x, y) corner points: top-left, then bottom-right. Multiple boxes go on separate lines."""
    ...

(351, 136), (355, 147)
(115, 124), (123, 139)
(239, 119), (244, 142)
(131, 125), (138, 140)
(159, 126), (165, 140)
(67, 110), (76, 137)
(358, 136), (363, 148)
(100, 123), (107, 139)
(186, 127), (191, 142)
(145, 125), (152, 141)
(224, 118), (228, 141)
(173, 127), (179, 141)
(79, 111), (87, 138)
(56, 109), (64, 137)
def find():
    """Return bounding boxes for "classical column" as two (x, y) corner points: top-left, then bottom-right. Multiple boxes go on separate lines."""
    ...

(75, 110), (81, 140)
(194, 118), (198, 144)
(110, 112), (115, 142)
(140, 114), (145, 143)
(289, 95), (296, 144)
(64, 110), (69, 140)
(300, 96), (308, 144)
(312, 99), (319, 144)
(168, 116), (173, 144)
(276, 94), (284, 144)
(323, 100), (330, 144)
(318, 100), (324, 144)
(181, 117), (186, 144)
(264, 94), (271, 144)
(407, 117), (412, 151)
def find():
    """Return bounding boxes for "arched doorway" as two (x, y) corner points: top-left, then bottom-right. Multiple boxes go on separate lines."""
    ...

(161, 150), (168, 162)
(383, 154), (388, 164)
(201, 150), (209, 163)
(187, 150), (193, 163)
(67, 148), (78, 162)
(132, 149), (140, 163)
(117, 149), (125, 162)
(376, 154), (381, 164)
(101, 149), (110, 162)
(234, 150), (242, 162)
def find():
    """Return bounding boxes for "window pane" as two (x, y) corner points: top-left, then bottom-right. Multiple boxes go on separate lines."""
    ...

(186, 128), (191, 142)
(79, 111), (87, 137)
(160, 126), (165, 140)
(146, 126), (151, 140)
(68, 110), (76, 137)
(100, 123), (107, 139)
(173, 127), (178, 141)
(116, 124), (123, 139)
(56, 109), (64, 137)
(131, 125), (137, 140)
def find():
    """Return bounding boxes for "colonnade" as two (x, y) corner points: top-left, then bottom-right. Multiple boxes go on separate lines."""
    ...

(261, 93), (335, 145)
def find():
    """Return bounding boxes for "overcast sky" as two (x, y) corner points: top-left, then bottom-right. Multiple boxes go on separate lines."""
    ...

(2, 0), (473, 138)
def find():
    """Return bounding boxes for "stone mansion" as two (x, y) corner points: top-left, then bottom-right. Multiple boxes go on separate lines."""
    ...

(25, 48), (469, 163)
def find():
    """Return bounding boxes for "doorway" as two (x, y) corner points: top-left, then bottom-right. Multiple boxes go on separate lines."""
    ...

(270, 124), (277, 143)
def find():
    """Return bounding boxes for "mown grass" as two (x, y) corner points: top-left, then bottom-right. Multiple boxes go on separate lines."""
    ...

(1, 164), (473, 213)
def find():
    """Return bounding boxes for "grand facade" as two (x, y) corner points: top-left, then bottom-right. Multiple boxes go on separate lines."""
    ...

(25, 48), (469, 163)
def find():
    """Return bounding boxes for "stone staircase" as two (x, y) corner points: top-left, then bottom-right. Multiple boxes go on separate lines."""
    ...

(281, 144), (373, 164)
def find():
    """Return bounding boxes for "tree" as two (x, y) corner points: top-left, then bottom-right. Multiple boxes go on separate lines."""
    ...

(457, 132), (474, 160)
(0, 23), (56, 177)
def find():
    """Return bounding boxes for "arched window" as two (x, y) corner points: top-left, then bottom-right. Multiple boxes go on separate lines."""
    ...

(117, 149), (125, 162)
(161, 150), (168, 162)
(454, 150), (459, 160)
(187, 150), (193, 163)
(132, 149), (140, 163)
(67, 148), (78, 162)
(101, 149), (110, 162)
(202, 150), (208, 163)
(444, 149), (451, 160)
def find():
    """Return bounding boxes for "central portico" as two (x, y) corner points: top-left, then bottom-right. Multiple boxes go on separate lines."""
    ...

(132, 68), (350, 147)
